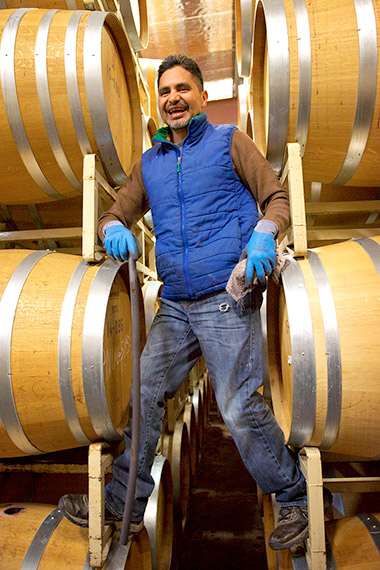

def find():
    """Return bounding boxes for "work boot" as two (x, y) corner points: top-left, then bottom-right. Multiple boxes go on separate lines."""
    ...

(268, 488), (333, 551)
(58, 494), (144, 536)
(268, 504), (308, 550)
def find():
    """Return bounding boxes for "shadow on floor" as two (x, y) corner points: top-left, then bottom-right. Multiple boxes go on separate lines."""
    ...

(178, 404), (268, 570)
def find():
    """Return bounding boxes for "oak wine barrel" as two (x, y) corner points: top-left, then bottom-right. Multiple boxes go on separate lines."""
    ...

(117, 0), (148, 52)
(262, 494), (380, 569)
(142, 279), (163, 336)
(139, 58), (164, 129)
(237, 79), (250, 134)
(161, 420), (191, 529)
(142, 113), (158, 152)
(251, 0), (380, 186)
(179, 400), (198, 477)
(144, 455), (174, 570)
(0, 249), (145, 458)
(235, 0), (253, 78)
(324, 512), (380, 568)
(267, 235), (380, 458)
(191, 385), (204, 450)
(0, 8), (142, 204)
(0, 503), (151, 569)
(0, 0), (86, 8)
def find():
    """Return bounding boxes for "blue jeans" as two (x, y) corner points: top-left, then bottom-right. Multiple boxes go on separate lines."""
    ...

(105, 289), (306, 521)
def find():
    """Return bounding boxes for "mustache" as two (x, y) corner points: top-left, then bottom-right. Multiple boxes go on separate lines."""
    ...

(166, 104), (189, 112)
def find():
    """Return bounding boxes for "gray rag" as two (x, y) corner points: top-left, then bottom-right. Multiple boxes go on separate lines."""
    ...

(226, 253), (290, 303)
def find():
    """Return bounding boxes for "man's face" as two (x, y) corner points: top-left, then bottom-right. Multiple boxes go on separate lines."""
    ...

(158, 66), (208, 132)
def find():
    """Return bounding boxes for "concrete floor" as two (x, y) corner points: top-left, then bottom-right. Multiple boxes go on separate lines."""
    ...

(178, 404), (268, 570)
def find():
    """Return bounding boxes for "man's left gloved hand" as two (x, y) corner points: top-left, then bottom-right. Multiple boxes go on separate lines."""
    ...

(246, 230), (276, 285)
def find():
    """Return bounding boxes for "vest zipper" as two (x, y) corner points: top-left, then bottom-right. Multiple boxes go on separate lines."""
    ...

(177, 151), (193, 297)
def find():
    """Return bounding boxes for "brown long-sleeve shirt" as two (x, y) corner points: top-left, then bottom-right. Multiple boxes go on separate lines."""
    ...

(98, 129), (290, 239)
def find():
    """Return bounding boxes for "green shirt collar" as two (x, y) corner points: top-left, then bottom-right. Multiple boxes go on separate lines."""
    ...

(152, 112), (205, 144)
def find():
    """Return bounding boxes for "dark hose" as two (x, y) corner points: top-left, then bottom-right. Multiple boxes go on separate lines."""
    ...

(120, 235), (142, 545)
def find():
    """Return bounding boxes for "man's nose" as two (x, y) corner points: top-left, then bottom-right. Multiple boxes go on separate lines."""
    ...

(168, 89), (180, 103)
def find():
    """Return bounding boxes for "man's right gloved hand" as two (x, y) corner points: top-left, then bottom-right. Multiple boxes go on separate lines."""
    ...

(104, 225), (136, 262)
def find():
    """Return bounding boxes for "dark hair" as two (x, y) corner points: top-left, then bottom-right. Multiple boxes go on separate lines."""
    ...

(157, 55), (204, 91)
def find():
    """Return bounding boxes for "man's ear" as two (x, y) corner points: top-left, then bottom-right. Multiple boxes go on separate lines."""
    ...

(201, 90), (208, 107)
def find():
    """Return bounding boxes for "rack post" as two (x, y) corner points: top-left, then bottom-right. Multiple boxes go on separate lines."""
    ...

(278, 142), (308, 257)
(299, 447), (326, 570)
(88, 442), (115, 567)
(82, 154), (118, 262)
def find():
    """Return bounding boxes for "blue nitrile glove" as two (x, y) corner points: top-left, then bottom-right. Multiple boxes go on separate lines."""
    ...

(104, 225), (137, 262)
(246, 230), (276, 285)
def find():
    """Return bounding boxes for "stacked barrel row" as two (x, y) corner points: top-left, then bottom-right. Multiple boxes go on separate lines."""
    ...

(0, 1), (171, 568)
(236, 1), (380, 567)
(142, 279), (215, 569)
(146, 361), (213, 570)
(235, 0), (380, 248)
(0, 248), (151, 568)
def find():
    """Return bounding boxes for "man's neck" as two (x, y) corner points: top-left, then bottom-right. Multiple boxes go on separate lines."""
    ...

(171, 127), (188, 145)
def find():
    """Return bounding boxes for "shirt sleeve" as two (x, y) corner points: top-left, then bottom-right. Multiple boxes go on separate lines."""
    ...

(231, 129), (290, 236)
(97, 160), (150, 240)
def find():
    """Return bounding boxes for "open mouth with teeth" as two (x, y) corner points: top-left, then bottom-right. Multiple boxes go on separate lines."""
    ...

(167, 106), (188, 119)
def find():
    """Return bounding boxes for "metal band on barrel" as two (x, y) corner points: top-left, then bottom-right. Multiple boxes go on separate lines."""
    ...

(58, 260), (92, 445)
(118, 0), (148, 52)
(0, 0), (7, 8)
(260, 291), (271, 402)
(145, 455), (170, 569)
(0, 250), (53, 455)
(355, 238), (380, 278)
(82, 539), (132, 570)
(332, 0), (377, 184)
(357, 513), (380, 554)
(281, 257), (316, 447)
(20, 508), (63, 570)
(238, 82), (249, 134)
(144, 280), (162, 333)
(236, 0), (253, 78)
(293, 0), (311, 157)
(0, 9), (65, 200)
(257, 0), (289, 176)
(65, 0), (78, 7)
(35, 10), (82, 192)
(307, 251), (342, 450)
(83, 12), (127, 186)
(65, 11), (93, 157)
(82, 258), (121, 441)
(102, 538), (131, 569)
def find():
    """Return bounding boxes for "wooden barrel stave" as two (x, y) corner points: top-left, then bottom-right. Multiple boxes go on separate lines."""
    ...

(251, 0), (380, 186)
(191, 385), (204, 450)
(179, 400), (198, 477)
(268, 235), (380, 458)
(139, 57), (164, 129)
(0, 502), (151, 569)
(142, 279), (162, 336)
(0, 8), (142, 204)
(161, 419), (191, 529)
(2, 0), (86, 7)
(0, 249), (146, 458)
(144, 455), (174, 570)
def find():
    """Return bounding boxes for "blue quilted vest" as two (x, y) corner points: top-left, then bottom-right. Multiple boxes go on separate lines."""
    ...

(141, 113), (259, 300)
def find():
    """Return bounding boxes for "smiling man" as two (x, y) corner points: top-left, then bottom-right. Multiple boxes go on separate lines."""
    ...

(59, 55), (313, 552)
(157, 63), (208, 139)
